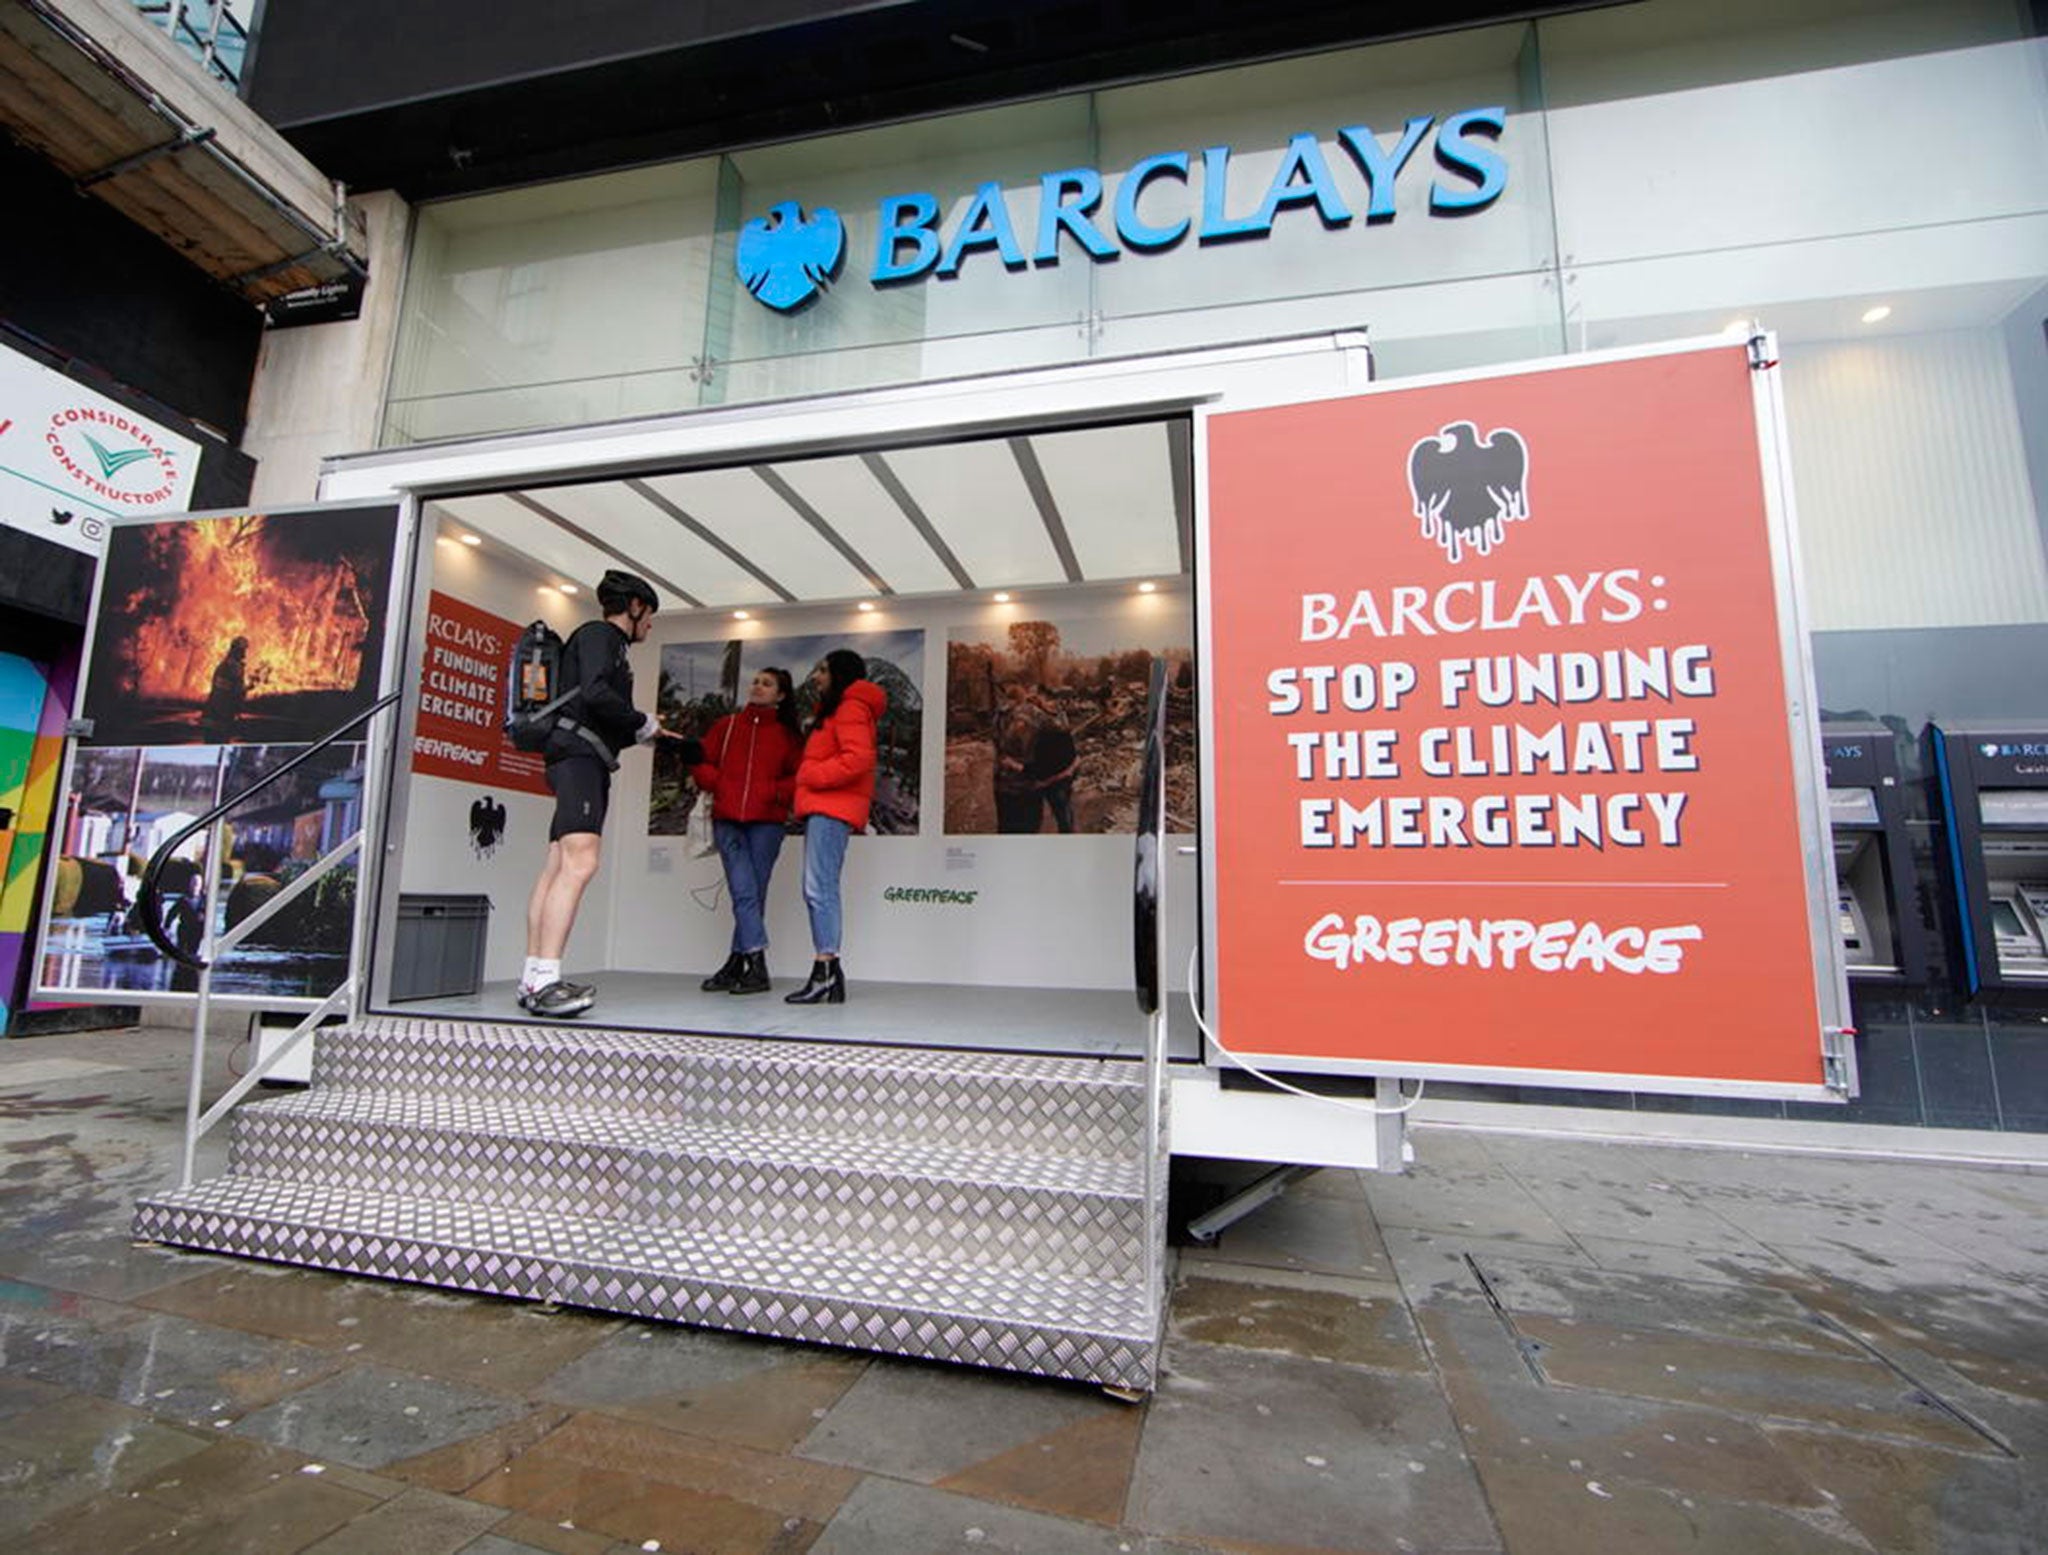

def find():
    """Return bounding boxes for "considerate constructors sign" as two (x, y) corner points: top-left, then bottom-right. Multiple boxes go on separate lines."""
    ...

(1201, 339), (1840, 1095)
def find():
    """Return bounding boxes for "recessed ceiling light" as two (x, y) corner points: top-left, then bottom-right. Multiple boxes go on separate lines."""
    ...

(459, 533), (482, 546)
(856, 600), (876, 612)
(435, 535), (455, 547)
(1861, 304), (1892, 324)
(733, 610), (750, 620)
(992, 591), (1011, 603)
(1137, 581), (1157, 594)
(558, 583), (578, 595)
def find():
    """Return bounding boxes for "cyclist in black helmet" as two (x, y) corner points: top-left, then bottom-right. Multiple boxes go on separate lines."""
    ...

(520, 569), (699, 1017)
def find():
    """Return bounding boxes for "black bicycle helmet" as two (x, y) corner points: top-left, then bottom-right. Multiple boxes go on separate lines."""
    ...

(596, 569), (658, 614)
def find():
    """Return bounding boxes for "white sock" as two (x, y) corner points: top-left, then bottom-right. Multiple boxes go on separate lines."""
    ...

(523, 957), (560, 990)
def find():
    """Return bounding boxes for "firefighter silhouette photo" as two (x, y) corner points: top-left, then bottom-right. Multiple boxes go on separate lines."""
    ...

(1407, 421), (1531, 564)
(469, 793), (509, 858)
(81, 506), (398, 745)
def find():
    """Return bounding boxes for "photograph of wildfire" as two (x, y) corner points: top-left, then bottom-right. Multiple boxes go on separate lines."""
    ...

(81, 506), (399, 746)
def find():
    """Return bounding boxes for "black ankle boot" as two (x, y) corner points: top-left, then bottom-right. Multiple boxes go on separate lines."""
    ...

(783, 957), (845, 1004)
(700, 952), (746, 992)
(728, 950), (771, 995)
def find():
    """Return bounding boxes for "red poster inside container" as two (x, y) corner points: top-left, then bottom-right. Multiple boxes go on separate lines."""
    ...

(1203, 343), (1833, 1091)
(410, 591), (548, 797)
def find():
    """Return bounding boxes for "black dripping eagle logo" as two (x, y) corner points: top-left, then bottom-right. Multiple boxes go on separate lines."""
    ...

(1406, 421), (1531, 564)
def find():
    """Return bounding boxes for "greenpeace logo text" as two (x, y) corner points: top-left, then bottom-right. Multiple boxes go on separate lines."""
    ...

(1303, 912), (1702, 975)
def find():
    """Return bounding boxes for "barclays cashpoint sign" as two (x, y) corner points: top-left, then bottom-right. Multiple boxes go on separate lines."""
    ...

(734, 108), (1508, 313)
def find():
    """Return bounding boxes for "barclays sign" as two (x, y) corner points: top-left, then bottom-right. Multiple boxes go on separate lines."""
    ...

(735, 108), (1509, 313)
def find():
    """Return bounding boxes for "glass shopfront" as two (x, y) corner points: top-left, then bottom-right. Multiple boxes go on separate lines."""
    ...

(374, 0), (2048, 1127)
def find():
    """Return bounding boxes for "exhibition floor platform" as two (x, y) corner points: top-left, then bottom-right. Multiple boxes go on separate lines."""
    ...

(386, 973), (1203, 1061)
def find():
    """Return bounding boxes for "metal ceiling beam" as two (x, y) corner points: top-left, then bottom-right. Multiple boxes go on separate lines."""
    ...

(504, 490), (703, 609)
(1166, 418), (1194, 576)
(1008, 435), (1083, 583)
(858, 451), (975, 591)
(622, 478), (792, 604)
(753, 466), (892, 597)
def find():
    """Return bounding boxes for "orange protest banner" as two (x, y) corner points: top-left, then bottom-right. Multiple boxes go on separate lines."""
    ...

(1202, 340), (1840, 1093)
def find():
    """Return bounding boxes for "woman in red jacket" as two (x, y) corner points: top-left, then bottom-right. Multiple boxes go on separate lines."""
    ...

(692, 667), (802, 996)
(786, 648), (886, 1005)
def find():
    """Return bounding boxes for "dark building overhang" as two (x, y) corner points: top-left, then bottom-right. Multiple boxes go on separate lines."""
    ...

(0, 0), (367, 304)
(249, 0), (1620, 202)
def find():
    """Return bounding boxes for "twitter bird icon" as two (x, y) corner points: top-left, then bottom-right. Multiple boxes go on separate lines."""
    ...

(737, 201), (846, 312)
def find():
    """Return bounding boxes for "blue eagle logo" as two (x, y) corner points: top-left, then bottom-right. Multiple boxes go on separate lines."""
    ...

(736, 201), (846, 312)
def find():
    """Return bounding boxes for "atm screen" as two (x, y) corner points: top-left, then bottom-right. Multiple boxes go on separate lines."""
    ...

(1992, 898), (2029, 939)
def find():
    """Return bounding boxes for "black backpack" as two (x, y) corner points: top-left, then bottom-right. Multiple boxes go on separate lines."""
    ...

(503, 620), (567, 749)
(502, 621), (617, 768)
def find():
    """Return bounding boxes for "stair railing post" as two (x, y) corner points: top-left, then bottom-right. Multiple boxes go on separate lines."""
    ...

(179, 815), (226, 1190)
(1138, 660), (1170, 1346)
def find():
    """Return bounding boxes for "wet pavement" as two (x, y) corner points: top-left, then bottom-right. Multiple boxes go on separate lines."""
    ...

(2, 1021), (2045, 1553)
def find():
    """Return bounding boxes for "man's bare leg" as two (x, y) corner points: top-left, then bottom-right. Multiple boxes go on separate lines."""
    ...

(534, 832), (601, 961)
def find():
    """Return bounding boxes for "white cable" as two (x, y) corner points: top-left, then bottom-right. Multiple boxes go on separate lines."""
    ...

(1185, 948), (1425, 1116)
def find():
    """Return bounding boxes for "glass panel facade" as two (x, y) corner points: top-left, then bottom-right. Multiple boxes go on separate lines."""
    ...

(381, 0), (2047, 637)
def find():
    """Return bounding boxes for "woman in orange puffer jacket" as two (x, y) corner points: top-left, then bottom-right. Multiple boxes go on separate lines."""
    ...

(691, 666), (801, 996)
(786, 648), (887, 1005)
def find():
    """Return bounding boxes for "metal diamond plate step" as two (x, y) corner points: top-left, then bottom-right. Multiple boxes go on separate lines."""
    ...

(312, 1017), (1144, 1152)
(227, 1089), (1147, 1279)
(134, 1176), (1156, 1390)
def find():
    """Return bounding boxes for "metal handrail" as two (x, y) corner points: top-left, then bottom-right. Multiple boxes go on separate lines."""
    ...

(1132, 659), (1170, 1349)
(137, 692), (399, 969)
(136, 693), (400, 1187)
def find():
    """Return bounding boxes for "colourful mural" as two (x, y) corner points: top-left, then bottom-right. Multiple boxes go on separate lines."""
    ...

(0, 653), (71, 1026)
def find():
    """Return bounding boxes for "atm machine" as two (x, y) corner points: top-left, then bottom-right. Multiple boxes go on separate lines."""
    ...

(1822, 723), (1926, 983)
(1927, 723), (2048, 995)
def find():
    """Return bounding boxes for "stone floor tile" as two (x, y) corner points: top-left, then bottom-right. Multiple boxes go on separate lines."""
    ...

(1378, 1225), (1597, 1313)
(1765, 1425), (2031, 1555)
(474, 1410), (859, 1526)
(0, 1222), (234, 1302)
(1170, 1273), (1429, 1372)
(231, 1362), (539, 1470)
(934, 1406), (1145, 1525)
(464, 1415), (852, 1554)
(1471, 1455), (1865, 1555)
(536, 1322), (868, 1452)
(1361, 1162), (1572, 1243)
(12, 1460), (384, 1555)
(385, 1408), (575, 1495)
(809, 1477), (1214, 1555)
(300, 1484), (511, 1554)
(0, 1370), (69, 1420)
(1416, 1305), (1830, 1509)
(1568, 1233), (1803, 1285)
(6, 1306), (346, 1425)
(463, 1514), (616, 1555)
(1489, 1173), (1770, 1257)
(135, 1434), (366, 1513)
(1514, 1313), (1997, 1452)
(138, 1262), (624, 1393)
(454, 1536), (582, 1555)
(798, 1357), (1127, 1484)
(1129, 1338), (1498, 1553)
(1184, 1188), (1397, 1281)
(1466, 1257), (1860, 1356)
(0, 1392), (214, 1541)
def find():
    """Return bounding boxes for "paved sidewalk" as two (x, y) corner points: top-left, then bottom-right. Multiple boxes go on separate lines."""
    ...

(1, 1022), (2043, 1553)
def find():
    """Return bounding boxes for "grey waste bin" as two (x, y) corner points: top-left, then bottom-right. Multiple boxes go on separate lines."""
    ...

(390, 894), (491, 1001)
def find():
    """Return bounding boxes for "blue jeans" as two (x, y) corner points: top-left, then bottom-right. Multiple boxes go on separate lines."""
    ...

(714, 819), (786, 953)
(799, 814), (851, 956)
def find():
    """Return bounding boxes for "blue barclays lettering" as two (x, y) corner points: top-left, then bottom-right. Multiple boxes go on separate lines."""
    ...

(1430, 107), (1509, 211)
(758, 107), (1510, 308)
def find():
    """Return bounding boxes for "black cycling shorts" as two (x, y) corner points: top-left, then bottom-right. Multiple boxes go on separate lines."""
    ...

(547, 755), (611, 840)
